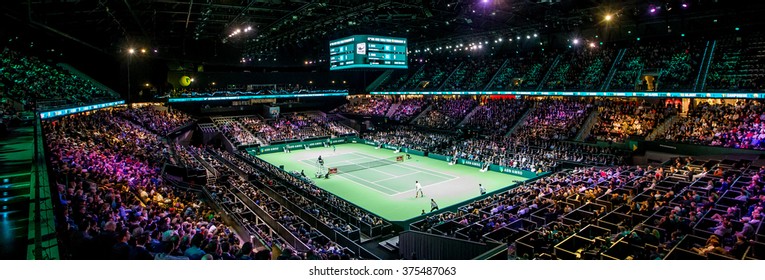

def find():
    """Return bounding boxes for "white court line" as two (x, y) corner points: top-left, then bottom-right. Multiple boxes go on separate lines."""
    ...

(371, 171), (420, 182)
(329, 155), (406, 178)
(297, 157), (401, 196)
(392, 176), (463, 198)
(352, 152), (458, 180)
(293, 151), (359, 162)
(337, 169), (402, 196)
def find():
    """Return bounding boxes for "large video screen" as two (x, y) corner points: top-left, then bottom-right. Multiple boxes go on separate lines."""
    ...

(329, 35), (408, 70)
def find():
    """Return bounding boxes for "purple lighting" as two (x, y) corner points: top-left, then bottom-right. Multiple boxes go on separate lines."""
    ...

(482, 0), (490, 3)
(650, 8), (656, 13)
(682, 3), (688, 8)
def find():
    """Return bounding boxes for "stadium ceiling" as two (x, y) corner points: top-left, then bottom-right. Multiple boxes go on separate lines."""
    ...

(2, 0), (764, 64)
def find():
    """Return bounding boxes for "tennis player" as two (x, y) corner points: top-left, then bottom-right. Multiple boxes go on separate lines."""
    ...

(430, 199), (439, 212)
(415, 181), (424, 198)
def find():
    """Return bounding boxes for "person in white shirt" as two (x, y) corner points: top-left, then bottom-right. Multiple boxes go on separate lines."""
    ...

(479, 184), (486, 195)
(415, 181), (424, 198)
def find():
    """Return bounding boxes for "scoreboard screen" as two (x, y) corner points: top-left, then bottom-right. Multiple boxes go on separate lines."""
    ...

(329, 35), (408, 70)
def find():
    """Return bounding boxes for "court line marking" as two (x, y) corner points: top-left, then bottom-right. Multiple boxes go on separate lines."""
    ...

(352, 152), (458, 180)
(338, 170), (402, 195)
(310, 155), (411, 179)
(293, 151), (362, 162)
(325, 168), (399, 197)
(392, 176), (463, 198)
(298, 157), (401, 196)
(371, 171), (421, 182)
(290, 148), (477, 197)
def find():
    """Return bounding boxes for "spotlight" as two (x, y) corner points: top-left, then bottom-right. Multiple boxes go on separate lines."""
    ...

(140, 48), (146, 53)
(604, 14), (613, 21)
(128, 48), (135, 54)
(572, 39), (580, 45)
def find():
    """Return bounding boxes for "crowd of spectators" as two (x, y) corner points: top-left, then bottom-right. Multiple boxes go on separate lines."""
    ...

(660, 100), (765, 149)
(334, 96), (392, 116)
(588, 100), (678, 143)
(0, 47), (119, 107)
(239, 116), (277, 143)
(44, 109), (241, 260)
(463, 98), (529, 135)
(511, 99), (593, 142)
(172, 144), (204, 170)
(267, 113), (332, 142)
(389, 97), (427, 122)
(413, 97), (477, 129)
(118, 106), (193, 136)
(366, 126), (456, 152)
(205, 148), (353, 260)
(213, 118), (258, 146)
(413, 159), (764, 259)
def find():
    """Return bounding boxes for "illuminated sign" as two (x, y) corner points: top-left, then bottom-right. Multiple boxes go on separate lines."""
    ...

(370, 91), (763, 99)
(168, 92), (348, 103)
(39, 100), (125, 119)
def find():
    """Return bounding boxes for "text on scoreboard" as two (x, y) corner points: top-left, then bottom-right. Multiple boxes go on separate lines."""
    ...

(329, 35), (408, 70)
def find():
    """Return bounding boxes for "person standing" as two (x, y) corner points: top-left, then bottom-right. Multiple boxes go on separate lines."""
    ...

(415, 181), (424, 198)
(479, 184), (486, 195)
(430, 199), (439, 212)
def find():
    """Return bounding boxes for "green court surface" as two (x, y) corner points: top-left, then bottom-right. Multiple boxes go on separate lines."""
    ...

(254, 144), (529, 221)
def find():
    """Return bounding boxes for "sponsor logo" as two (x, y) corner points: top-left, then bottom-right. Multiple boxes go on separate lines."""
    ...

(501, 168), (523, 176)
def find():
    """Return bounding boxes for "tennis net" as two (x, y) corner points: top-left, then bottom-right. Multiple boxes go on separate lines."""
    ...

(329, 155), (404, 174)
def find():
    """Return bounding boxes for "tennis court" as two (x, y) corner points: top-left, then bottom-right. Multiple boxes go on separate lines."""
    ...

(254, 143), (530, 221)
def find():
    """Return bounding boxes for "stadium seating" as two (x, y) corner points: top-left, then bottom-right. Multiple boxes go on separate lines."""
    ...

(588, 100), (679, 143)
(462, 98), (529, 135)
(334, 96), (392, 116)
(118, 105), (194, 136)
(43, 110), (239, 260)
(410, 158), (764, 260)
(545, 47), (617, 91)
(705, 33), (765, 91)
(413, 97), (477, 129)
(488, 51), (557, 91)
(659, 100), (765, 149)
(0, 48), (119, 108)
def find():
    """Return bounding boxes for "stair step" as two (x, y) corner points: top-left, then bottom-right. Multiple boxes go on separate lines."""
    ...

(1, 182), (31, 190)
(0, 173), (32, 184)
